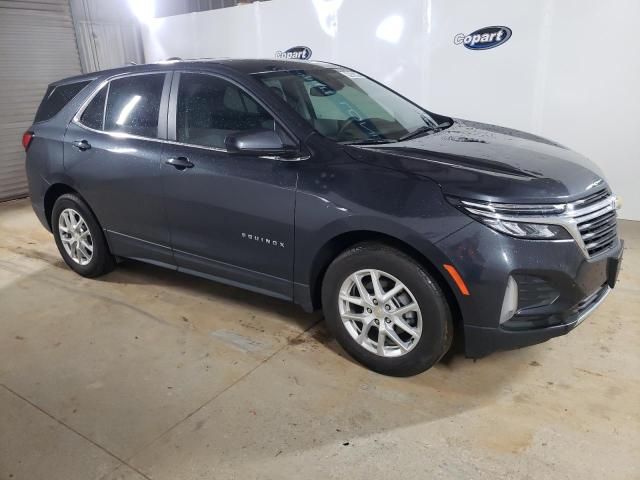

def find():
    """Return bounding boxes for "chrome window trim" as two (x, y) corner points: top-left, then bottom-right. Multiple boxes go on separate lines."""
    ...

(258, 154), (311, 161)
(70, 120), (229, 153)
(73, 119), (311, 160)
(459, 194), (619, 259)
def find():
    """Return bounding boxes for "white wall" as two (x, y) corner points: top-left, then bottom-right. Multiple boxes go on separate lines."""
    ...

(141, 0), (640, 220)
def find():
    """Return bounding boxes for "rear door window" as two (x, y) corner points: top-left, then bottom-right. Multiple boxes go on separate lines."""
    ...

(103, 74), (165, 138)
(34, 80), (91, 123)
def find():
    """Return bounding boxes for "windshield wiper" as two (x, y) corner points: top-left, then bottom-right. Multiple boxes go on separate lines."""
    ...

(398, 122), (451, 142)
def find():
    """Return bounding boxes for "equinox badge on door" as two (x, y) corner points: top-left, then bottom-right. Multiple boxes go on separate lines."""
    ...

(242, 232), (285, 248)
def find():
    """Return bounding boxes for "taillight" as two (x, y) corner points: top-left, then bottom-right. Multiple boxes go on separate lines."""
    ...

(22, 131), (34, 151)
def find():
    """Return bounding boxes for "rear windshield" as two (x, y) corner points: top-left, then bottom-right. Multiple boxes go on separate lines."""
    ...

(34, 80), (91, 123)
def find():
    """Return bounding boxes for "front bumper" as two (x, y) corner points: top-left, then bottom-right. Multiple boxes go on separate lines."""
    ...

(435, 222), (623, 358)
(463, 284), (611, 357)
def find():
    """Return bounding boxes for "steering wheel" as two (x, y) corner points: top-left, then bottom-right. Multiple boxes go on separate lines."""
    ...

(336, 117), (363, 141)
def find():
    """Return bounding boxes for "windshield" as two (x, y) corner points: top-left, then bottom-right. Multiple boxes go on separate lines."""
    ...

(252, 66), (449, 144)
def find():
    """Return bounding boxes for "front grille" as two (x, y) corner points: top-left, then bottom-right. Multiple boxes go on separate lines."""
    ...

(568, 189), (618, 257)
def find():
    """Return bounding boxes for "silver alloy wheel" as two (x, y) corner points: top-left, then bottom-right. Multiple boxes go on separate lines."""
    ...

(58, 208), (93, 266)
(338, 269), (423, 357)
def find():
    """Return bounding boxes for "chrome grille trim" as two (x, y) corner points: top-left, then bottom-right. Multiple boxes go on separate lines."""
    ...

(578, 211), (616, 236)
(458, 189), (619, 258)
(570, 188), (610, 208)
(573, 286), (611, 327)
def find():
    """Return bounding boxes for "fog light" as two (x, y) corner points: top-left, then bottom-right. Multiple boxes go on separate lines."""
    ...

(500, 276), (518, 324)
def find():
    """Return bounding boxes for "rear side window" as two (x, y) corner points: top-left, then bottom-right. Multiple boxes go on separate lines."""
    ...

(104, 74), (165, 138)
(80, 86), (107, 130)
(34, 81), (91, 123)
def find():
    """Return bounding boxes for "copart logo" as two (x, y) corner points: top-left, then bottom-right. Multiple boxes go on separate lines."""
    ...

(275, 46), (312, 60)
(454, 26), (512, 50)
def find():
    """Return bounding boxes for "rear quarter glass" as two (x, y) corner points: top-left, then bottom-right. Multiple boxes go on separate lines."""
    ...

(34, 80), (91, 123)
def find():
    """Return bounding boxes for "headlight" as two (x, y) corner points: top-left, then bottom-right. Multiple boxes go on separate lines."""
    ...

(448, 197), (572, 240)
(477, 217), (570, 239)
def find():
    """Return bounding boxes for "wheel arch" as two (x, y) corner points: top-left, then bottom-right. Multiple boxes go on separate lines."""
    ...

(307, 230), (464, 338)
(43, 183), (100, 232)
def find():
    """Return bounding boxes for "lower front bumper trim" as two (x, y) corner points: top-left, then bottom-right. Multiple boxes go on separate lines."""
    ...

(464, 285), (612, 359)
(573, 286), (611, 328)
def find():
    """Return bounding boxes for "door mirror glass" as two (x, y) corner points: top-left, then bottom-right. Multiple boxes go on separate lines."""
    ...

(225, 129), (297, 157)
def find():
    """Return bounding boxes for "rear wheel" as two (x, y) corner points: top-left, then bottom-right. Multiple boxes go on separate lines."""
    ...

(322, 243), (453, 376)
(52, 194), (115, 277)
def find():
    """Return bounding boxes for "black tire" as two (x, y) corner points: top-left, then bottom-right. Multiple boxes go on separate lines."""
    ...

(321, 243), (453, 376)
(51, 193), (115, 278)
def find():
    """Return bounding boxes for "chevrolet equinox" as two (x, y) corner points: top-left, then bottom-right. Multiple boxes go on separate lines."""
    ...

(24, 59), (623, 376)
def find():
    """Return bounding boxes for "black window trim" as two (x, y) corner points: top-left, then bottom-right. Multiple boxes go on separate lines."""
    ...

(73, 71), (172, 143)
(167, 70), (307, 160)
(101, 81), (110, 131)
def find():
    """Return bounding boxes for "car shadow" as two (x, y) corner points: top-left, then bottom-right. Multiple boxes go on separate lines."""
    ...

(98, 258), (319, 330)
(0, 207), (543, 469)
(100, 258), (530, 385)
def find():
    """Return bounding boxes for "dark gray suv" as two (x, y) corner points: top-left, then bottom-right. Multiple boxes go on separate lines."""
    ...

(24, 59), (623, 376)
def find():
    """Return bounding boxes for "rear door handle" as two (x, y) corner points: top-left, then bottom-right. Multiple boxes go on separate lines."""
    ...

(164, 156), (194, 170)
(72, 139), (91, 151)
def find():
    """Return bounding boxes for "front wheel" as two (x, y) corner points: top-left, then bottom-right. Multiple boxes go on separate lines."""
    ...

(322, 243), (453, 376)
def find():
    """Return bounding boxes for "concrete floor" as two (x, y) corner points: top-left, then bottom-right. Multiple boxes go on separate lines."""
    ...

(0, 198), (638, 480)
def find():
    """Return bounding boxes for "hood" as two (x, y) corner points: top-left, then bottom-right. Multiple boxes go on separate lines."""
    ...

(347, 119), (608, 203)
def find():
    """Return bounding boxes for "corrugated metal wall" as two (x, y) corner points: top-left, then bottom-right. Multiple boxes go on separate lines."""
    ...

(73, 21), (142, 72)
(0, 0), (82, 201)
(69, 0), (144, 73)
(0, 0), (258, 201)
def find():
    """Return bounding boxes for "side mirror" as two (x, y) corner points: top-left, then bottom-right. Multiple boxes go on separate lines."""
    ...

(225, 129), (298, 158)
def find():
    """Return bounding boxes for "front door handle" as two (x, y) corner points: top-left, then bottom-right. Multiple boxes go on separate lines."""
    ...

(164, 156), (194, 170)
(72, 139), (91, 151)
